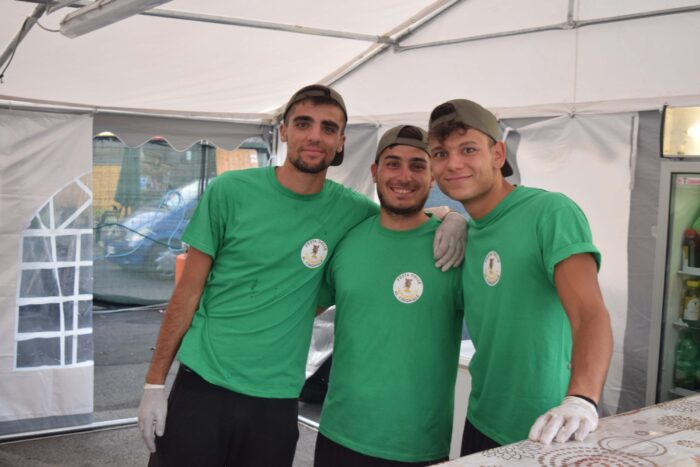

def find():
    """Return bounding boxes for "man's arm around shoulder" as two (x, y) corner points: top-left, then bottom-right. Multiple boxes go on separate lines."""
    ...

(138, 247), (212, 452)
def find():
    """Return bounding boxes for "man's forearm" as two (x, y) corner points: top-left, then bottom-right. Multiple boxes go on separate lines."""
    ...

(144, 247), (212, 385)
(567, 311), (613, 403)
(145, 288), (202, 385)
(555, 253), (613, 404)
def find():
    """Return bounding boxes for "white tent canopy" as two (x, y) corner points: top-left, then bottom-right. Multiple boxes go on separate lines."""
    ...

(2, 0), (700, 438)
(2, 0), (700, 120)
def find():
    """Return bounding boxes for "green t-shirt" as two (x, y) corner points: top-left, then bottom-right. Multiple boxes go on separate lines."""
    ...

(178, 166), (378, 398)
(464, 186), (600, 445)
(319, 216), (464, 462)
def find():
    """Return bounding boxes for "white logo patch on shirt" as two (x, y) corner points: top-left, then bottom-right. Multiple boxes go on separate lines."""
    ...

(393, 272), (424, 304)
(483, 251), (502, 286)
(301, 239), (328, 269)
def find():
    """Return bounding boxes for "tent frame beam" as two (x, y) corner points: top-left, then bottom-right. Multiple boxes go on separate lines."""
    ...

(139, 8), (397, 44)
(18, 0), (398, 44)
(0, 3), (48, 75)
(396, 4), (700, 52)
(0, 95), (274, 123)
(321, 0), (462, 87)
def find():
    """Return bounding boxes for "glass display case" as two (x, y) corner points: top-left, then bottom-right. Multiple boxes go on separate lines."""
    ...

(648, 161), (700, 403)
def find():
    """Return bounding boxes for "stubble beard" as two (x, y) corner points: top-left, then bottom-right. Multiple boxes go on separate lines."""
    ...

(377, 189), (429, 217)
(290, 154), (332, 174)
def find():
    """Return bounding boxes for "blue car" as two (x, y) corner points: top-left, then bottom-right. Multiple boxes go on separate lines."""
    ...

(102, 181), (201, 279)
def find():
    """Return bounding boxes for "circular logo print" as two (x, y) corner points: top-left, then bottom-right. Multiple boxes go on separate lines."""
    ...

(300, 239), (328, 269)
(483, 251), (501, 286)
(393, 272), (423, 304)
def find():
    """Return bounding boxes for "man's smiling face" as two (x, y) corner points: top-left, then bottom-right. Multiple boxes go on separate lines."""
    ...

(372, 144), (433, 216)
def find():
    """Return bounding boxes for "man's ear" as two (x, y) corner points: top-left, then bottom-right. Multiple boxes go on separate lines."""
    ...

(279, 122), (288, 143)
(492, 141), (507, 171)
(370, 163), (378, 183)
(337, 134), (346, 154)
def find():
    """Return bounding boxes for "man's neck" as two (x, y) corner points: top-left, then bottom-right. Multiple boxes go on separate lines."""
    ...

(379, 210), (429, 231)
(465, 179), (515, 220)
(275, 164), (327, 195)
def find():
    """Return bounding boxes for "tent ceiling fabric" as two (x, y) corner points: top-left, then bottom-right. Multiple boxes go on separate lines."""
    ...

(335, 4), (700, 120)
(0, 0), (438, 119)
(156, 0), (433, 35)
(2, 0), (700, 122)
(400, 0), (570, 46)
(576, 0), (700, 19)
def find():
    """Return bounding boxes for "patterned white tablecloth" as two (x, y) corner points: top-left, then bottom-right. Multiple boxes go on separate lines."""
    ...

(441, 395), (700, 466)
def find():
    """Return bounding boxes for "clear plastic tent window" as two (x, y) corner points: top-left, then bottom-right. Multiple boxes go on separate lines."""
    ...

(15, 175), (93, 370)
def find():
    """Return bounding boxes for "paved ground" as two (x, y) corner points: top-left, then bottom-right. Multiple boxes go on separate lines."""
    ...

(0, 422), (319, 467)
(92, 306), (175, 421)
(0, 303), (322, 466)
(93, 259), (173, 305)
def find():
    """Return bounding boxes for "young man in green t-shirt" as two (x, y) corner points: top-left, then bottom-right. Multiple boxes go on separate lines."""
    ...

(427, 99), (613, 455)
(314, 125), (464, 467)
(135, 85), (467, 466)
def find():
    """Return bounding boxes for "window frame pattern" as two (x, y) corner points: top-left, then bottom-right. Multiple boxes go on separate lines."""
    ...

(15, 176), (94, 370)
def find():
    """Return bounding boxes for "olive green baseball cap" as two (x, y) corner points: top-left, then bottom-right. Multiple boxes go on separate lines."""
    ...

(283, 84), (347, 166)
(429, 99), (513, 177)
(375, 125), (429, 162)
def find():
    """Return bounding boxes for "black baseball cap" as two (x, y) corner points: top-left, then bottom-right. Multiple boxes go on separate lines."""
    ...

(283, 84), (347, 166)
(375, 125), (429, 162)
(429, 99), (513, 177)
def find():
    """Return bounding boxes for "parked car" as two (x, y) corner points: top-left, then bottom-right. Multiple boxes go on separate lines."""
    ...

(102, 180), (201, 279)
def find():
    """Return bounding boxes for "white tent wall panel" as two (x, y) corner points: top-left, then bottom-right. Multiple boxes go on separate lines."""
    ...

(0, 111), (92, 200)
(0, 110), (93, 432)
(516, 114), (636, 415)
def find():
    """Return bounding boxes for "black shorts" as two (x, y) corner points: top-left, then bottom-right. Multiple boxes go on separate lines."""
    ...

(460, 418), (501, 456)
(148, 366), (299, 467)
(314, 432), (446, 467)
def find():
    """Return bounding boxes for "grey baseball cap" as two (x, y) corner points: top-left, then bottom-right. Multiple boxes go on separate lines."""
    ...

(429, 99), (513, 177)
(283, 84), (347, 166)
(375, 125), (429, 162)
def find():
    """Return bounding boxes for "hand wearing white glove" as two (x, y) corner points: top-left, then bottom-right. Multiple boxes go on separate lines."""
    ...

(434, 212), (467, 272)
(528, 395), (598, 444)
(138, 385), (168, 453)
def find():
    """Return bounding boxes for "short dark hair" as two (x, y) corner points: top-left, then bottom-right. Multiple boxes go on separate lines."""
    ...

(283, 96), (347, 128)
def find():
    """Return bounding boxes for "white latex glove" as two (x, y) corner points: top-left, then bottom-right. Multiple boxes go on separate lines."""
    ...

(138, 386), (168, 453)
(434, 212), (467, 272)
(528, 396), (598, 445)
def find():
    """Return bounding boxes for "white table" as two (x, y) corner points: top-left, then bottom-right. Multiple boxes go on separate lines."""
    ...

(442, 394), (700, 466)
